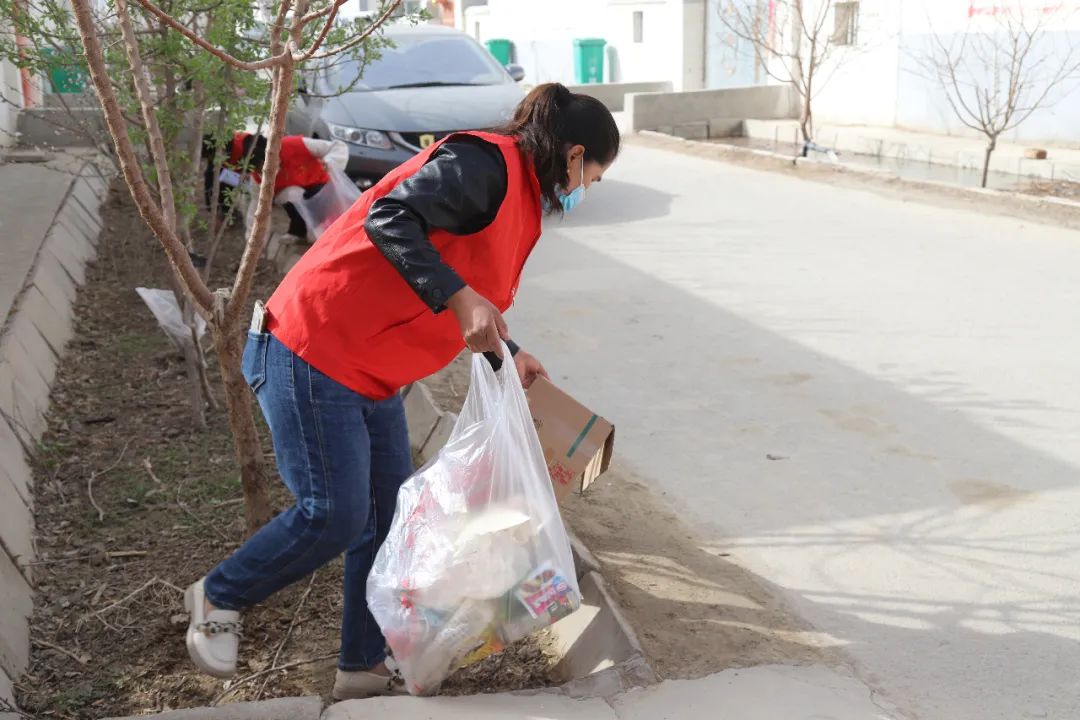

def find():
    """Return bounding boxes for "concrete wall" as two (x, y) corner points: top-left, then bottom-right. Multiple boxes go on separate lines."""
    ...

(17, 108), (106, 148)
(0, 59), (20, 148)
(806, 0), (1080, 143)
(462, 0), (703, 90)
(625, 83), (798, 135)
(0, 159), (107, 713)
(566, 81), (673, 112)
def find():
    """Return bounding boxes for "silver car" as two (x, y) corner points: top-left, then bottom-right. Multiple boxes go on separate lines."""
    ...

(287, 23), (525, 188)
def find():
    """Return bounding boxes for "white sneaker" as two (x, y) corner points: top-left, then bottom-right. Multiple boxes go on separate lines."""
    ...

(184, 578), (242, 679)
(332, 658), (407, 700)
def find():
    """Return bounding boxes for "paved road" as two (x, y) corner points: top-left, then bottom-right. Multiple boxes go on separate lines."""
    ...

(510, 143), (1080, 720)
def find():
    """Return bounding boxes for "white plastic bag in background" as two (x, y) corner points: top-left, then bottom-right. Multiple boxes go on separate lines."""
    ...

(135, 288), (207, 354)
(367, 345), (580, 695)
(290, 166), (362, 239)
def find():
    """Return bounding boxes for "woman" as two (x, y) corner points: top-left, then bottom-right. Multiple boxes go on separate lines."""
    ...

(184, 83), (620, 699)
(205, 131), (349, 242)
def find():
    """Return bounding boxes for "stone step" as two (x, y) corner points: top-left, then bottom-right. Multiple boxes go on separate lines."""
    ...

(104, 696), (322, 720)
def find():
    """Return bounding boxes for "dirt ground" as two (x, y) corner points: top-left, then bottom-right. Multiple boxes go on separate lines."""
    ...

(425, 356), (841, 682)
(14, 189), (553, 719)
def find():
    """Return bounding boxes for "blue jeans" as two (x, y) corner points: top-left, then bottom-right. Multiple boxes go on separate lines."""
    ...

(204, 332), (412, 671)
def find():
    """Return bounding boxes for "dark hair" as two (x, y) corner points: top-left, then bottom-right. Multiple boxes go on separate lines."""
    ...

(499, 83), (620, 214)
(241, 133), (269, 169)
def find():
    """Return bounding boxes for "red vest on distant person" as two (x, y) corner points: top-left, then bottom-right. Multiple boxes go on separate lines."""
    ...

(265, 131), (543, 400)
(227, 132), (329, 191)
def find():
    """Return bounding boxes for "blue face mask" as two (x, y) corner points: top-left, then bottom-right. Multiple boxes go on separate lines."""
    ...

(557, 160), (585, 212)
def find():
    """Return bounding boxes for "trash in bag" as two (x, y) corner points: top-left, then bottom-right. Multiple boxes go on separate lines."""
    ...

(135, 287), (207, 354)
(367, 344), (580, 695)
(289, 166), (362, 239)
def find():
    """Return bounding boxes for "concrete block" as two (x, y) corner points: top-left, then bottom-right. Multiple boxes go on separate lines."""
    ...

(8, 311), (58, 388)
(567, 528), (601, 580)
(0, 547), (32, 678)
(402, 382), (440, 456)
(43, 235), (87, 286)
(1, 667), (17, 720)
(0, 458), (34, 573)
(16, 108), (106, 148)
(31, 253), (78, 310)
(627, 84), (797, 133)
(51, 214), (96, 265)
(548, 571), (642, 685)
(21, 285), (73, 359)
(565, 81), (673, 112)
(707, 117), (744, 138)
(0, 335), (51, 442)
(57, 202), (99, 250)
(0, 418), (31, 502)
(672, 122), (708, 141)
(323, 694), (617, 720)
(104, 696), (323, 720)
(68, 183), (105, 236)
(419, 411), (456, 463)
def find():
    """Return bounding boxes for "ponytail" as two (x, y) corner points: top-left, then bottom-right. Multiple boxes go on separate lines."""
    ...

(499, 83), (620, 214)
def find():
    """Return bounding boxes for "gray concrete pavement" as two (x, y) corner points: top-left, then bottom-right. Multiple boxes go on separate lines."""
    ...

(509, 143), (1080, 720)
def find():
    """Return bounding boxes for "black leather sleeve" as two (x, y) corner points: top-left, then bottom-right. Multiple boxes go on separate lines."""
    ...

(365, 135), (508, 313)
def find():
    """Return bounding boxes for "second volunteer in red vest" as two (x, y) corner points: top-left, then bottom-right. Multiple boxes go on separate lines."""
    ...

(217, 132), (349, 241)
(183, 83), (621, 700)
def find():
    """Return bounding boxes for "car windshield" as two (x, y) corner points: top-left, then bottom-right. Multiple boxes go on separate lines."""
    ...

(329, 34), (508, 92)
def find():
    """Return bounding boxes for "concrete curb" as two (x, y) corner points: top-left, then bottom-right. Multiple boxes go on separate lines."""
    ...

(0, 158), (109, 714)
(401, 379), (657, 698)
(634, 130), (1080, 218)
(104, 696), (323, 720)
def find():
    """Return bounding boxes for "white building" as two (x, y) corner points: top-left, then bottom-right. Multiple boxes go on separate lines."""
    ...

(463, 0), (1080, 144)
(463, 0), (706, 91)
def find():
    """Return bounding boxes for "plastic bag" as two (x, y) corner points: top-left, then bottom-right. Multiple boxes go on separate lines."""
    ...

(134, 287), (207, 353)
(367, 345), (580, 695)
(289, 166), (362, 239)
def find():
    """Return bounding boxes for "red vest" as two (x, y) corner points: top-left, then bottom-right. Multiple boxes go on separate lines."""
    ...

(227, 133), (329, 191)
(265, 132), (542, 400)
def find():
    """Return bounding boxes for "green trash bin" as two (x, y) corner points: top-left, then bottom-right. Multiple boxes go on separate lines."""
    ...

(42, 47), (88, 94)
(485, 38), (513, 66)
(573, 38), (606, 84)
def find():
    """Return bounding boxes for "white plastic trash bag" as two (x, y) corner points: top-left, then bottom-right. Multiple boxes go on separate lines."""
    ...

(367, 345), (580, 695)
(135, 287), (207, 353)
(290, 166), (362, 239)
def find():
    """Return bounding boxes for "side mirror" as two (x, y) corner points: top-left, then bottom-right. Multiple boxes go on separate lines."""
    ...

(506, 64), (525, 82)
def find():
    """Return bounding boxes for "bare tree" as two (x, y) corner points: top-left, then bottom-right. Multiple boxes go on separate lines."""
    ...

(716, 0), (854, 145)
(63, 0), (403, 532)
(918, 5), (1080, 188)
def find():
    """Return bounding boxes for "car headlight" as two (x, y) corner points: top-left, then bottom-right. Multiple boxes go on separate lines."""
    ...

(328, 123), (393, 150)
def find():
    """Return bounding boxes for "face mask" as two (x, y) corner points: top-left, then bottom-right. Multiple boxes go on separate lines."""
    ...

(557, 159), (585, 212)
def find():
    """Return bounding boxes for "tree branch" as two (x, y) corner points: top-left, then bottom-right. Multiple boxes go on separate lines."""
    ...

(132, 0), (285, 70)
(116, 0), (176, 232)
(69, 0), (214, 313)
(306, 0), (402, 61)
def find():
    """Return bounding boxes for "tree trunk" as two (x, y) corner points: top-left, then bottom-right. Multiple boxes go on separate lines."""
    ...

(981, 136), (997, 189)
(799, 92), (813, 145)
(215, 323), (274, 534)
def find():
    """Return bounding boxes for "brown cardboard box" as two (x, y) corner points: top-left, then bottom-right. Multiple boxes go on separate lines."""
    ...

(526, 377), (615, 503)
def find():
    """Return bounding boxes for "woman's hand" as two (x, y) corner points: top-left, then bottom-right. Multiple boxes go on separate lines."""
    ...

(514, 350), (549, 389)
(447, 286), (509, 356)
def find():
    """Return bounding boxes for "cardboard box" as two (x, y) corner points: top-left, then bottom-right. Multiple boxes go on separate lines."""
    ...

(526, 377), (615, 503)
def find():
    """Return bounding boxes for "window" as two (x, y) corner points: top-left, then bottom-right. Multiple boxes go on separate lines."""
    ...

(833, 1), (859, 46)
(633, 10), (644, 43)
